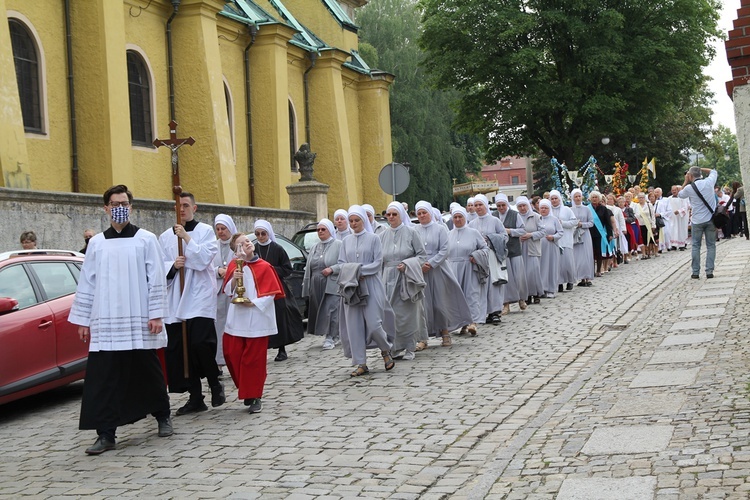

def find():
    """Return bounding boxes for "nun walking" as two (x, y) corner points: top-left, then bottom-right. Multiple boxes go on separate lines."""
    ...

(253, 220), (305, 361)
(447, 206), (488, 335)
(302, 219), (342, 350)
(468, 194), (508, 324)
(496, 193), (528, 314)
(212, 214), (237, 369)
(380, 201), (428, 360)
(414, 201), (472, 347)
(538, 199), (564, 297)
(571, 189), (595, 286)
(549, 191), (578, 291)
(516, 197), (545, 304)
(337, 205), (395, 377)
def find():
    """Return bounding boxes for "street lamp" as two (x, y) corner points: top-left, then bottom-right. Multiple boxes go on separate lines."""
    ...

(601, 137), (610, 145)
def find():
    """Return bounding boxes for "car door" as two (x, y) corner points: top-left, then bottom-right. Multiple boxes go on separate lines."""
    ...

(27, 261), (87, 373)
(0, 263), (56, 394)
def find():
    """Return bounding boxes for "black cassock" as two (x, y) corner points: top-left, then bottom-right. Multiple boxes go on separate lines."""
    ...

(255, 241), (304, 349)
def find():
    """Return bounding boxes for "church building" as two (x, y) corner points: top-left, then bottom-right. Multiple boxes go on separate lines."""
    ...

(0, 0), (393, 210)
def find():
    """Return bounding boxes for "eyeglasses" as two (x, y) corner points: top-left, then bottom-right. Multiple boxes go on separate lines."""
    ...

(254, 231), (267, 237)
(386, 213), (399, 217)
(108, 202), (130, 208)
(316, 228), (327, 232)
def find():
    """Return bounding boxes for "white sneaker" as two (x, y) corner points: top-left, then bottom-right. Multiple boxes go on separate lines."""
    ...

(403, 350), (416, 360)
(322, 339), (335, 350)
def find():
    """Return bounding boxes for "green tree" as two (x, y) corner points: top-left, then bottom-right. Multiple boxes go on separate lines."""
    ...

(357, 0), (482, 209)
(699, 125), (740, 187)
(419, 0), (722, 172)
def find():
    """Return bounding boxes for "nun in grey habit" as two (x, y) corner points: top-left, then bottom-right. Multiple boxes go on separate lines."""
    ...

(302, 218), (342, 350)
(448, 206), (488, 333)
(538, 199), (564, 297)
(516, 197), (545, 303)
(414, 201), (472, 347)
(549, 190), (578, 290)
(468, 194), (507, 324)
(380, 201), (427, 360)
(337, 205), (395, 377)
(571, 189), (595, 285)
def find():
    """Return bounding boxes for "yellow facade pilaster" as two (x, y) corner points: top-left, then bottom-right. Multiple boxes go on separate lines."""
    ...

(0, 0), (32, 188)
(249, 23), (296, 208)
(309, 49), (359, 210)
(357, 74), (394, 211)
(170, 0), (238, 205)
(70, 0), (133, 194)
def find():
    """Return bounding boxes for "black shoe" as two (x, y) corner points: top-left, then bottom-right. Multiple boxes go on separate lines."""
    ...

(706, 273), (714, 279)
(274, 351), (288, 362)
(175, 398), (208, 416)
(246, 398), (262, 414)
(679, 247), (686, 251)
(558, 284), (564, 293)
(210, 383), (226, 408)
(566, 283), (574, 291)
(577, 280), (586, 287)
(533, 296), (541, 304)
(157, 417), (173, 437)
(488, 313), (501, 325)
(691, 274), (699, 279)
(85, 435), (116, 455)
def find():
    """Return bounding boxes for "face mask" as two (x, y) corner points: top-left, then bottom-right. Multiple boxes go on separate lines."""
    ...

(111, 206), (130, 224)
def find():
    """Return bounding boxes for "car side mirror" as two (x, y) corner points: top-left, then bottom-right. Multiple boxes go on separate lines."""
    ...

(0, 297), (19, 316)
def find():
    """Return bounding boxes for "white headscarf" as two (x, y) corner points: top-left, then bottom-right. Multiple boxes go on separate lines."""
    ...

(473, 194), (490, 217)
(539, 199), (552, 211)
(415, 200), (434, 226)
(387, 201), (410, 228)
(515, 196), (531, 213)
(214, 214), (237, 236)
(432, 207), (444, 225)
(467, 197), (476, 206)
(495, 193), (509, 204)
(362, 204), (376, 218)
(571, 188), (583, 205)
(317, 218), (335, 242)
(549, 190), (562, 200)
(333, 209), (349, 231)
(253, 219), (276, 244)
(450, 205), (468, 228)
(347, 205), (373, 233)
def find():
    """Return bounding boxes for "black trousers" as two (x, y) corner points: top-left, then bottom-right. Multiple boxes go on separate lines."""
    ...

(165, 317), (220, 397)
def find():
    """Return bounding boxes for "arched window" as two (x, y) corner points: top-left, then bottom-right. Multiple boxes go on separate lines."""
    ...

(126, 50), (153, 146)
(9, 19), (42, 133)
(289, 100), (297, 172)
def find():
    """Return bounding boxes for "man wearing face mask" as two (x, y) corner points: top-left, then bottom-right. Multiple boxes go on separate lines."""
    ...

(159, 192), (224, 416)
(69, 184), (173, 455)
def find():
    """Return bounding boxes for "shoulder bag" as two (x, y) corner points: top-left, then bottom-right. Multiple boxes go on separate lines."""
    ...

(690, 181), (729, 228)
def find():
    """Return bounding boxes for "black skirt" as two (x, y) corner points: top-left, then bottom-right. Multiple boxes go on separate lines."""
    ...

(79, 350), (169, 430)
(267, 280), (305, 349)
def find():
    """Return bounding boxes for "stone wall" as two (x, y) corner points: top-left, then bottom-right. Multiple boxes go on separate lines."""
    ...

(0, 188), (315, 253)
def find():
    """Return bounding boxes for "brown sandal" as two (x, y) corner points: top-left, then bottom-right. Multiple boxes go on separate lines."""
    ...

(467, 323), (477, 336)
(441, 332), (452, 347)
(458, 326), (468, 335)
(382, 351), (395, 371)
(350, 365), (369, 377)
(415, 341), (428, 352)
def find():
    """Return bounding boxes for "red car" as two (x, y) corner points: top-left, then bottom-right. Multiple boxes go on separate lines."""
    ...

(0, 249), (87, 405)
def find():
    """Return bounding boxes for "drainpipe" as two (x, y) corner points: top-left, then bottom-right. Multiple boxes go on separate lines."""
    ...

(303, 51), (317, 146)
(166, 0), (181, 121)
(244, 24), (258, 206)
(64, 0), (79, 192)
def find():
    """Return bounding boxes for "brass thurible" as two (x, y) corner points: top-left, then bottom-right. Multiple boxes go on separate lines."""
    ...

(231, 258), (251, 304)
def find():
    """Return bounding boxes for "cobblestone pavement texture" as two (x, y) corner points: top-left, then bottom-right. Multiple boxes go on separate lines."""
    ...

(0, 239), (748, 499)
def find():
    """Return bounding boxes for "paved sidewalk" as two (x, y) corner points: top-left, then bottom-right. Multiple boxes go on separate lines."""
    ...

(0, 239), (748, 499)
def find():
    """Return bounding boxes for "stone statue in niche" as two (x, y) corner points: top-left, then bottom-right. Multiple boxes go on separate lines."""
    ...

(294, 143), (317, 182)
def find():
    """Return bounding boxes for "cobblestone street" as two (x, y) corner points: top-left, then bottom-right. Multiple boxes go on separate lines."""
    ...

(1, 239), (748, 499)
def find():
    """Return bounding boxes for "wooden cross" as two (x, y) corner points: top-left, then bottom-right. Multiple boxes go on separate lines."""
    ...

(153, 120), (195, 378)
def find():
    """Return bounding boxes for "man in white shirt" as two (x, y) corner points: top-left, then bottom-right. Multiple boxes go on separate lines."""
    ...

(678, 167), (717, 279)
(159, 192), (224, 415)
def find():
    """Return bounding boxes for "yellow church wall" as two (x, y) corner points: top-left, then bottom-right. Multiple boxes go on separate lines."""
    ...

(281, 0), (358, 51)
(7, 0), (71, 191)
(217, 18), (251, 205)
(342, 69), (362, 203)
(357, 75), (393, 211)
(287, 44), (307, 173)
(123, 0), (172, 201)
(0, 0), (30, 188)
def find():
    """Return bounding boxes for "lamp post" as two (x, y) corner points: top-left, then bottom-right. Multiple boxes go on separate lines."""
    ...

(601, 137), (610, 146)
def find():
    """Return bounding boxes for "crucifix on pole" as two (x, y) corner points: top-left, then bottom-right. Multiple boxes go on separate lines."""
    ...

(153, 120), (195, 378)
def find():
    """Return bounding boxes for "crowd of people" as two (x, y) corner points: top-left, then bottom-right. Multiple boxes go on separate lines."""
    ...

(60, 169), (744, 455)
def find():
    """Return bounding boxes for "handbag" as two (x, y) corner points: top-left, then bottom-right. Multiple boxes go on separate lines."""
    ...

(656, 215), (665, 228)
(690, 181), (729, 228)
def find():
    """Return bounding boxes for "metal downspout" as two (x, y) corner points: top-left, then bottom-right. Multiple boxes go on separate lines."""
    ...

(166, 0), (181, 121)
(303, 52), (317, 146)
(64, 0), (79, 192)
(244, 25), (257, 206)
